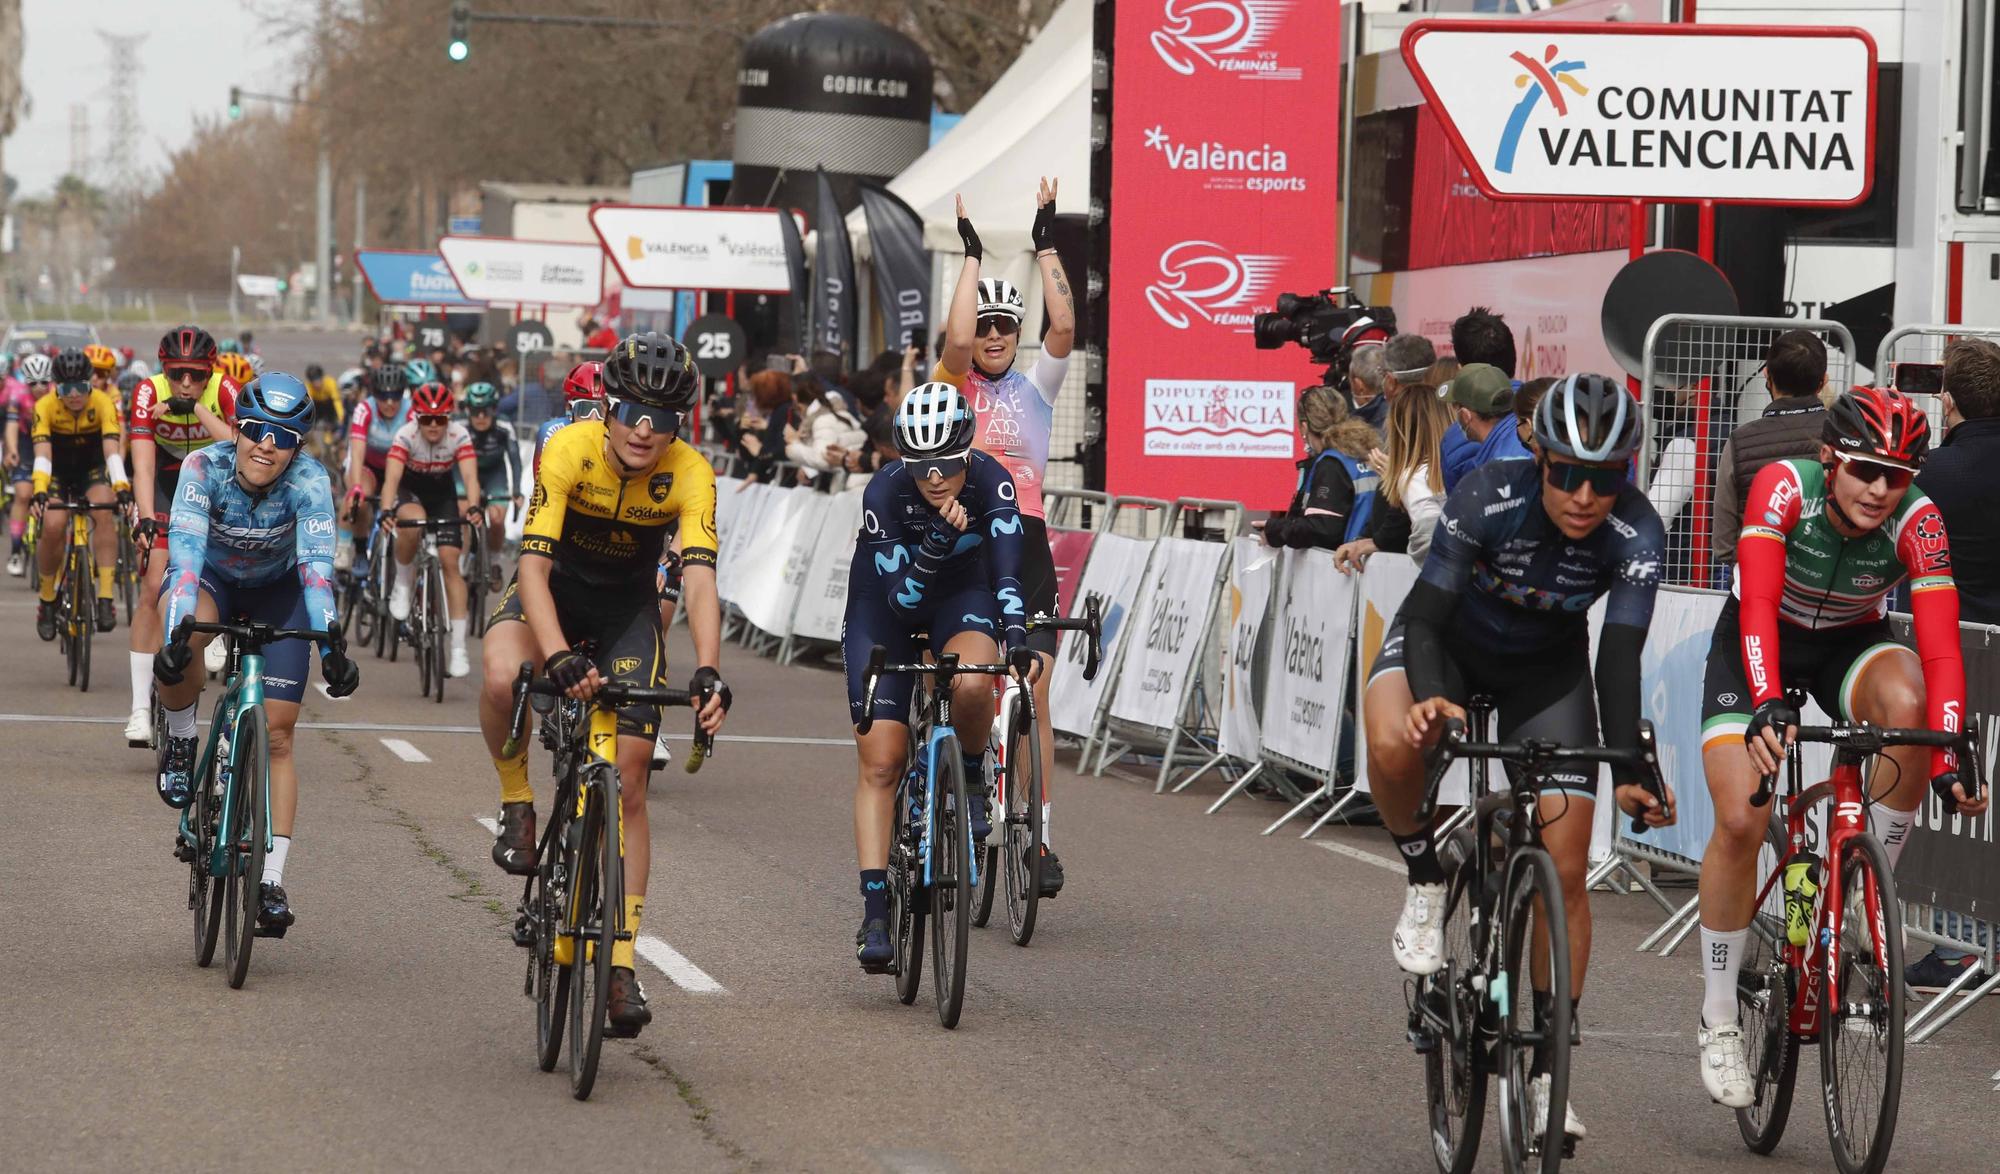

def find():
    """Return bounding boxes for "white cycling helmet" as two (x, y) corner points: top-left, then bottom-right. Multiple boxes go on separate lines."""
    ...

(976, 278), (1024, 323)
(894, 381), (975, 463)
(336, 366), (367, 393)
(18, 353), (53, 383)
(125, 359), (152, 380)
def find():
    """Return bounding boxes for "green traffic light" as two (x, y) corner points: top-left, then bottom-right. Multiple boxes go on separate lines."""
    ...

(448, 39), (469, 62)
(228, 103), (242, 119)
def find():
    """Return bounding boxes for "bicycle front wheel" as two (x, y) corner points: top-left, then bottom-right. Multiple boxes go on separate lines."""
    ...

(1003, 704), (1044, 946)
(1736, 813), (1799, 1153)
(427, 559), (448, 703)
(191, 735), (226, 967)
(1819, 832), (1904, 1174)
(1421, 861), (1488, 1174)
(568, 768), (620, 1100)
(533, 797), (571, 1073)
(224, 707), (269, 990)
(119, 530), (137, 624)
(1494, 846), (1571, 1174)
(929, 737), (971, 1028)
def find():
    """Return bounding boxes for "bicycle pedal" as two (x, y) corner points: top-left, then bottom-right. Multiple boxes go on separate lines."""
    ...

(1407, 1028), (1437, 1055)
(253, 923), (289, 940)
(173, 838), (196, 863)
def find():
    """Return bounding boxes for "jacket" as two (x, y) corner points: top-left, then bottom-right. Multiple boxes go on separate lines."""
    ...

(1710, 398), (1825, 566)
(1439, 423), (1480, 492)
(786, 397), (870, 481)
(1916, 415), (2000, 624)
(1264, 448), (1376, 549)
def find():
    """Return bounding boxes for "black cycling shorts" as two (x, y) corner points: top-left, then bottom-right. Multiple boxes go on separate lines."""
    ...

(1699, 597), (1906, 752)
(396, 475), (463, 548)
(48, 460), (110, 502)
(1019, 516), (1061, 657)
(489, 576), (665, 738)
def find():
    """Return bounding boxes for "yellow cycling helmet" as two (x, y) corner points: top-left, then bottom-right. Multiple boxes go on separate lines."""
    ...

(215, 353), (257, 386)
(84, 343), (119, 373)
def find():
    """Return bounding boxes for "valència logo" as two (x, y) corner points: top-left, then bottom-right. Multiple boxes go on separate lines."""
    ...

(1150, 0), (1301, 81)
(1144, 240), (1287, 331)
(1144, 125), (1305, 192)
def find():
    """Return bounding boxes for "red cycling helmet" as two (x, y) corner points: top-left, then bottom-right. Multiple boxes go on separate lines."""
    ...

(410, 381), (456, 417)
(158, 325), (219, 369)
(1823, 384), (1931, 470)
(563, 360), (605, 403)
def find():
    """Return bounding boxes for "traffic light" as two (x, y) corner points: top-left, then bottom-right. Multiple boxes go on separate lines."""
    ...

(227, 86), (242, 119)
(448, 2), (470, 62)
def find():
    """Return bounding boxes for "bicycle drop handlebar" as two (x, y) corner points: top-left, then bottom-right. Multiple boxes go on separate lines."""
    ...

(1416, 717), (1671, 835)
(1029, 592), (1104, 682)
(1751, 717), (1985, 813)
(171, 615), (343, 653)
(501, 661), (717, 773)
(853, 593), (1107, 737)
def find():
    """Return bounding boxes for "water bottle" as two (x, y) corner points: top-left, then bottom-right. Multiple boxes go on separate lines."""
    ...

(1783, 852), (1819, 948)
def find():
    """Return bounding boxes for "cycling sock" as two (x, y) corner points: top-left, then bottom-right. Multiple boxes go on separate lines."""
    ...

(8, 519), (22, 541)
(37, 575), (57, 603)
(95, 565), (115, 599)
(263, 835), (290, 886)
(860, 869), (890, 922)
(130, 651), (152, 710)
(1868, 804), (1913, 872)
(1699, 925), (1748, 1028)
(1042, 802), (1053, 850)
(496, 752), (534, 806)
(449, 615), (468, 650)
(1391, 828), (1446, 885)
(961, 753), (985, 794)
(394, 560), (415, 592)
(165, 702), (198, 739)
(611, 894), (642, 971)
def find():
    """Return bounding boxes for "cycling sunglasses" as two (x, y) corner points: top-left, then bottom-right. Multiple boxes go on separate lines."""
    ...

(1834, 452), (1916, 491)
(167, 364), (211, 382)
(1541, 459), (1626, 495)
(976, 315), (1021, 338)
(416, 413), (451, 427)
(607, 398), (681, 434)
(58, 380), (91, 396)
(568, 399), (606, 423)
(903, 452), (969, 482)
(240, 419), (304, 450)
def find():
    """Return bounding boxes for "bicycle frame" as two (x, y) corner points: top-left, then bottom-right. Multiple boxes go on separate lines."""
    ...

(181, 650), (275, 875)
(904, 668), (978, 893)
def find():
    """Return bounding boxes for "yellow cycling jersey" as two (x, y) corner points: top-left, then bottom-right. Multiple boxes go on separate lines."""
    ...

(307, 375), (344, 424)
(31, 388), (122, 462)
(520, 420), (718, 591)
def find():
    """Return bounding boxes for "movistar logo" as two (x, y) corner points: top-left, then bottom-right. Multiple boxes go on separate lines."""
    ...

(874, 545), (911, 575)
(895, 577), (925, 609)
(998, 587), (1025, 617)
(990, 515), (1023, 537)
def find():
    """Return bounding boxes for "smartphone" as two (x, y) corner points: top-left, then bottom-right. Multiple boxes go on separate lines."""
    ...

(1894, 361), (1944, 396)
(763, 354), (790, 372)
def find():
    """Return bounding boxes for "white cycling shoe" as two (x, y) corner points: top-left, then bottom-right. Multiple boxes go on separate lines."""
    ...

(1527, 1073), (1587, 1145)
(1698, 1022), (1755, 1108)
(124, 706), (152, 748)
(1392, 882), (1448, 975)
(447, 645), (470, 678)
(204, 639), (228, 675)
(389, 579), (412, 621)
(651, 730), (672, 770)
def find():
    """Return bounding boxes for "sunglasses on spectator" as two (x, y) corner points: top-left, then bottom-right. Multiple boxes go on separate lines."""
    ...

(1541, 459), (1626, 495)
(977, 315), (1021, 338)
(607, 398), (680, 434)
(569, 399), (605, 423)
(1834, 452), (1916, 491)
(903, 453), (968, 482)
(240, 420), (303, 450)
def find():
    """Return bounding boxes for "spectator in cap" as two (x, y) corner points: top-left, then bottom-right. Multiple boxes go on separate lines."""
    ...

(1347, 344), (1391, 431)
(1446, 363), (1532, 473)
(1441, 307), (1520, 491)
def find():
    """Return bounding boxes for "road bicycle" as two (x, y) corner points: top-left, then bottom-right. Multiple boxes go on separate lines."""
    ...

(1731, 691), (1984, 1174)
(115, 513), (140, 624)
(45, 498), (122, 692)
(501, 662), (716, 1100)
(171, 616), (342, 989)
(1408, 697), (1667, 1174)
(387, 516), (464, 702)
(462, 510), (498, 638)
(971, 597), (1103, 945)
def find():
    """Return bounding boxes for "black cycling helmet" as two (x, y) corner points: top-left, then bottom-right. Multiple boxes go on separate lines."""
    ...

(158, 325), (219, 367)
(602, 332), (699, 409)
(369, 361), (408, 398)
(1533, 372), (1642, 464)
(52, 348), (93, 386)
(305, 363), (325, 382)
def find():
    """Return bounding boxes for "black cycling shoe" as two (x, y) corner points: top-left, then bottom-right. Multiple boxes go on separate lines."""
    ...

(158, 734), (198, 808)
(962, 785), (992, 842)
(606, 967), (652, 1037)
(491, 801), (538, 875)
(35, 600), (57, 642)
(95, 596), (117, 633)
(1037, 849), (1065, 898)
(856, 917), (894, 972)
(255, 882), (295, 938)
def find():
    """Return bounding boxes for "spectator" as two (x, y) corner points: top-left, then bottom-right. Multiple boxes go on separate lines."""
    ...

(1382, 333), (1437, 397)
(786, 373), (868, 489)
(1441, 307), (1518, 489)
(1445, 363), (1532, 471)
(1256, 386), (1380, 550)
(1377, 380), (1454, 561)
(1707, 330), (1831, 575)
(736, 369), (797, 483)
(580, 317), (619, 350)
(807, 350), (856, 415)
(1427, 356), (1461, 390)
(1515, 376), (1558, 448)
(1347, 344), (1390, 430)
(845, 346), (919, 476)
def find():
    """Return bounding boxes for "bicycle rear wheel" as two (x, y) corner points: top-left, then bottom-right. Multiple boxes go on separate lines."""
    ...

(119, 529), (137, 624)
(568, 768), (620, 1100)
(891, 833), (925, 1005)
(1494, 846), (1571, 1174)
(70, 547), (93, 690)
(1819, 832), (1904, 1174)
(224, 708), (269, 990)
(1003, 704), (1044, 946)
(930, 737), (971, 1028)
(972, 740), (1000, 930)
(191, 737), (226, 967)
(533, 796), (571, 1073)
(1736, 814), (1799, 1153)
(1420, 862), (1488, 1174)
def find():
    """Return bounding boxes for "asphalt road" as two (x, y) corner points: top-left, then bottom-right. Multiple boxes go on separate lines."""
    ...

(99, 325), (369, 383)
(3, 498), (1997, 1170)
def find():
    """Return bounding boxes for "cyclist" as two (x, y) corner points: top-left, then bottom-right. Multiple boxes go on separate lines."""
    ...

(302, 362), (344, 460)
(404, 357), (438, 389)
(123, 326), (239, 746)
(462, 381), (521, 587)
(154, 373), (360, 936)
(340, 362), (411, 573)
(1692, 384), (1989, 1107)
(477, 332), (730, 1037)
(4, 352), (51, 577)
(1361, 373), (1677, 1148)
(30, 348), (131, 637)
(533, 359), (605, 478)
(216, 352), (257, 393)
(378, 381), (482, 678)
(933, 181), (1075, 894)
(845, 381), (1033, 971)
(85, 343), (122, 416)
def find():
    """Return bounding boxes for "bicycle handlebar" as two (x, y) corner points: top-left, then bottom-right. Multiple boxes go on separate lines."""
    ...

(501, 660), (716, 772)
(171, 616), (343, 652)
(1750, 717), (1985, 813)
(1028, 592), (1103, 682)
(45, 499), (123, 511)
(1416, 717), (1670, 835)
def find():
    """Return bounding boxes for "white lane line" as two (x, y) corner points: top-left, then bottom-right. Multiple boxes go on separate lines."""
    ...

(1316, 840), (1403, 874)
(379, 737), (430, 763)
(475, 816), (499, 835)
(314, 682), (349, 702)
(0, 712), (852, 744)
(635, 935), (728, 994)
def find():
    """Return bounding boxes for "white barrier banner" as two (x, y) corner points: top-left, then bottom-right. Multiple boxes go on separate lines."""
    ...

(1050, 534), (1153, 737)
(790, 488), (866, 642)
(1260, 550), (1356, 775)
(1220, 538), (1276, 762)
(1352, 555), (1471, 804)
(715, 481), (775, 604)
(734, 489), (831, 636)
(1111, 537), (1230, 729)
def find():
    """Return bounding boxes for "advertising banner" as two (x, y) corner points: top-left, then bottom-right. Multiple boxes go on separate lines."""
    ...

(1356, 249), (1627, 384)
(1220, 538), (1277, 763)
(1050, 534), (1153, 737)
(1402, 21), (1877, 205)
(1260, 551), (1355, 775)
(589, 204), (793, 293)
(811, 169), (859, 363)
(437, 236), (605, 307)
(354, 249), (479, 306)
(858, 183), (932, 352)
(1104, 0), (1344, 509)
(716, 481), (777, 605)
(1110, 537), (1229, 730)
(732, 489), (832, 636)
(1893, 617), (2000, 916)
(790, 488), (867, 643)
(1047, 526), (1098, 618)
(1353, 555), (1469, 804)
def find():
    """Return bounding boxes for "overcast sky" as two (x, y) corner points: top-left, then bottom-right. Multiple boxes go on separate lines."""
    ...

(9, 0), (281, 199)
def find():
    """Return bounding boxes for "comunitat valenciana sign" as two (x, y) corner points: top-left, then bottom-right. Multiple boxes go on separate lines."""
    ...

(588, 205), (793, 293)
(436, 235), (605, 307)
(1402, 21), (1877, 206)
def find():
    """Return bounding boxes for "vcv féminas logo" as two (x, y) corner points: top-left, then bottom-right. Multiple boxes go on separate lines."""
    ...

(1144, 240), (1286, 331)
(1150, 0), (1300, 81)
(1496, 44), (1587, 175)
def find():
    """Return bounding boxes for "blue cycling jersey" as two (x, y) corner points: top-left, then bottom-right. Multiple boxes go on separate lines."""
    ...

(163, 442), (339, 652)
(850, 452), (1029, 650)
(532, 416), (568, 477)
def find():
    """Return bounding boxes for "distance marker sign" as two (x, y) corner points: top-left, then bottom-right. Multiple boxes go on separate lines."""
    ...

(681, 315), (748, 379)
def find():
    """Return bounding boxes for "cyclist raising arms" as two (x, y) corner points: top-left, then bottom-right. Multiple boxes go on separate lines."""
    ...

(478, 333), (730, 1037)
(377, 381), (482, 678)
(30, 348), (131, 638)
(932, 181), (1076, 894)
(1362, 374), (1676, 1149)
(846, 381), (1033, 971)
(1692, 385), (1988, 1107)
(153, 374), (360, 936)
(123, 327), (239, 745)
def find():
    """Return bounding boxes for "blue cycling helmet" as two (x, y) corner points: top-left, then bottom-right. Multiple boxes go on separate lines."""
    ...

(218, 338), (243, 355)
(237, 372), (316, 433)
(404, 358), (439, 386)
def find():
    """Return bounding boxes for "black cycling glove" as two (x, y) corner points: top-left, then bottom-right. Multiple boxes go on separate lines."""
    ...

(321, 644), (360, 698)
(957, 213), (983, 261)
(1032, 200), (1057, 253)
(1744, 698), (1799, 750)
(154, 640), (193, 686)
(544, 647), (596, 691)
(689, 665), (733, 713)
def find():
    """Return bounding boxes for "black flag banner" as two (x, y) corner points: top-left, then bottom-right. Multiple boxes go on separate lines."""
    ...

(810, 167), (857, 363)
(858, 183), (932, 353)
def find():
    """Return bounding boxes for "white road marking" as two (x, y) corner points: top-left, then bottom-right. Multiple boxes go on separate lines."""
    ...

(379, 737), (430, 763)
(314, 682), (348, 702)
(475, 816), (499, 835)
(0, 711), (851, 745)
(1315, 840), (1403, 874)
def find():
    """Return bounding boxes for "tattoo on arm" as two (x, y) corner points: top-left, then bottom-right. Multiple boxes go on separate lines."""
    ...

(1052, 269), (1074, 314)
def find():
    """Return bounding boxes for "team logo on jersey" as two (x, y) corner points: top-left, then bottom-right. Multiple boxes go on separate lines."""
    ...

(1150, 0), (1302, 81)
(648, 472), (674, 503)
(1912, 512), (1946, 553)
(1144, 241), (1287, 331)
(305, 517), (334, 539)
(612, 656), (641, 676)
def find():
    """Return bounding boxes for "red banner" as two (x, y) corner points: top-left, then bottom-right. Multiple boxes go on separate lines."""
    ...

(1407, 106), (1630, 271)
(1105, 0), (1343, 510)
(1047, 526), (1099, 616)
